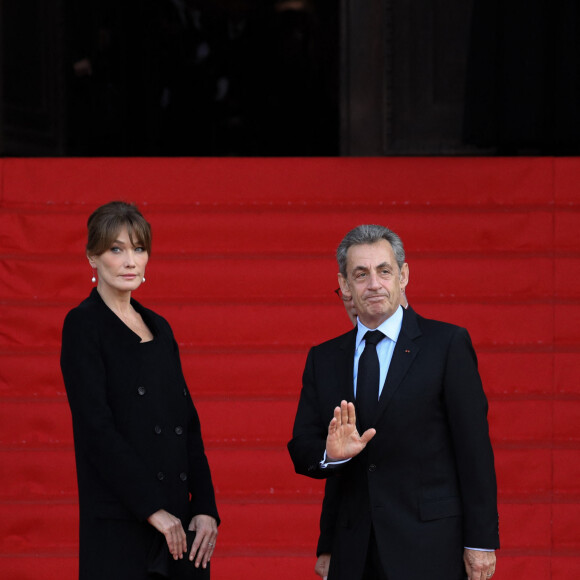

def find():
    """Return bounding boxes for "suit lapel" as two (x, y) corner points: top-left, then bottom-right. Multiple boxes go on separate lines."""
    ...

(374, 307), (421, 422)
(337, 327), (357, 402)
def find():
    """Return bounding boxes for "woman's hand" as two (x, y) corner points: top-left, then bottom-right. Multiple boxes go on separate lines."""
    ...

(147, 509), (187, 560)
(188, 514), (218, 569)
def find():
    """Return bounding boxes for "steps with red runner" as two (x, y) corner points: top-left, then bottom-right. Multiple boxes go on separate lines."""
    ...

(1, 157), (579, 580)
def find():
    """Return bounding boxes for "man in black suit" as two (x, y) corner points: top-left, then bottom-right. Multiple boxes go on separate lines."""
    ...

(288, 224), (499, 580)
(315, 287), (410, 580)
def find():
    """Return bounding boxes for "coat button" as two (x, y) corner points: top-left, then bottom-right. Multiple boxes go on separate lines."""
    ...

(157, 472), (165, 481)
(137, 386), (146, 396)
(368, 464), (377, 472)
(154, 425), (162, 435)
(179, 472), (188, 481)
(174, 426), (183, 435)
(183, 388), (188, 397)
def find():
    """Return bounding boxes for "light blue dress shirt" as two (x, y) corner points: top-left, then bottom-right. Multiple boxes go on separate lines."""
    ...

(353, 305), (403, 399)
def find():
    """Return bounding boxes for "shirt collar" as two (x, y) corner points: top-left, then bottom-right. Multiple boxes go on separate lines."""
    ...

(356, 305), (404, 348)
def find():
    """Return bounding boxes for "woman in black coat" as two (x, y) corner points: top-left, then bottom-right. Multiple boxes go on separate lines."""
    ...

(61, 201), (219, 579)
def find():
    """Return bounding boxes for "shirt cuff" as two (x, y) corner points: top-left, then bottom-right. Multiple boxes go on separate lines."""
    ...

(464, 547), (495, 552)
(319, 450), (351, 469)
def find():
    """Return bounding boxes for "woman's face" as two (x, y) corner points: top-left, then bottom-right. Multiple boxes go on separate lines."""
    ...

(88, 226), (149, 295)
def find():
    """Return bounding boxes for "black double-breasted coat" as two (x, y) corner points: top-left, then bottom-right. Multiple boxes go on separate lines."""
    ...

(288, 307), (499, 580)
(61, 289), (219, 579)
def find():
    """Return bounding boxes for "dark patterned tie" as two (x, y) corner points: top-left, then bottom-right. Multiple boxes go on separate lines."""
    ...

(356, 330), (385, 431)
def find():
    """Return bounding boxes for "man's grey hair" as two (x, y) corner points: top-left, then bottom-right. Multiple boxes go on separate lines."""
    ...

(336, 224), (406, 277)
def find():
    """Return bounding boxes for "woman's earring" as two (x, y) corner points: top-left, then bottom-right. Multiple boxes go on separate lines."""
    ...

(91, 269), (97, 283)
(142, 277), (146, 283)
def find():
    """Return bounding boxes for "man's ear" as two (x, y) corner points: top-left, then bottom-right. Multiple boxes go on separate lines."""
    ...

(338, 272), (350, 296)
(399, 263), (409, 290)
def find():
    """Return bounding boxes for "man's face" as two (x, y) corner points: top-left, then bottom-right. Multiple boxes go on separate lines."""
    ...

(338, 240), (408, 329)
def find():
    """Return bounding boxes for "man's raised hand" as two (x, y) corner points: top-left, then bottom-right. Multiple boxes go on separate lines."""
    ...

(326, 401), (376, 461)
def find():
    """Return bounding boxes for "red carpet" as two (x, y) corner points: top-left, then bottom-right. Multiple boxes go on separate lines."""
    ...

(0, 157), (579, 579)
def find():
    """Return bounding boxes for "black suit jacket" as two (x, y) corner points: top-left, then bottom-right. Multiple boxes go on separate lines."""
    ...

(288, 307), (499, 580)
(61, 289), (219, 579)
